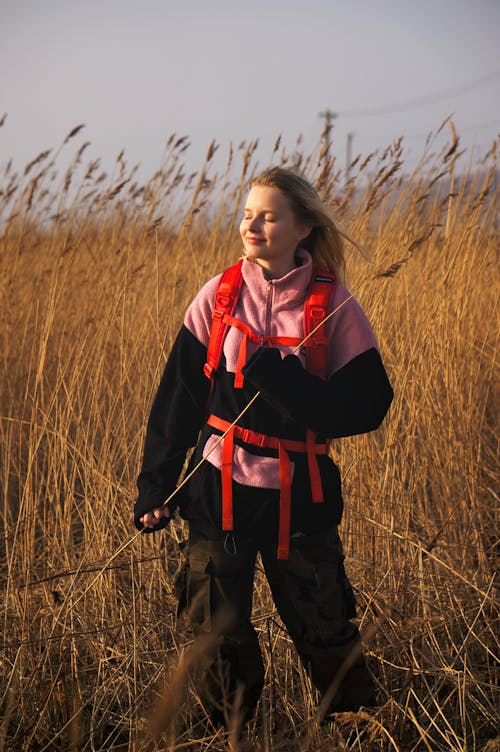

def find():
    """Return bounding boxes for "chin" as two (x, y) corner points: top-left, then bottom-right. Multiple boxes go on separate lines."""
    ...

(244, 250), (262, 261)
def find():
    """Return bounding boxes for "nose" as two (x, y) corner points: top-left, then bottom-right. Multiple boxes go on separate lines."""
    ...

(247, 216), (260, 233)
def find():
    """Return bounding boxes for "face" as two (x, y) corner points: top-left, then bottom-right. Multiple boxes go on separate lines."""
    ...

(239, 185), (311, 277)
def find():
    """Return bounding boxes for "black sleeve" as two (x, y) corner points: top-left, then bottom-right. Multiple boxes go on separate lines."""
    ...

(134, 325), (210, 530)
(242, 346), (393, 438)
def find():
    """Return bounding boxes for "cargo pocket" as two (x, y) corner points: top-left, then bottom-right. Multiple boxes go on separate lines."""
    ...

(173, 540), (188, 618)
(185, 550), (213, 632)
(318, 526), (357, 622)
(324, 527), (357, 620)
(337, 554), (357, 620)
(174, 567), (188, 619)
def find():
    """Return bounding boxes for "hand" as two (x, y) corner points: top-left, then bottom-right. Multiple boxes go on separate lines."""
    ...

(140, 506), (171, 529)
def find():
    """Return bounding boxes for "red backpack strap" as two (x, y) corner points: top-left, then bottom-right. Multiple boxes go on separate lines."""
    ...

(203, 259), (244, 385)
(304, 269), (336, 380)
(304, 269), (335, 505)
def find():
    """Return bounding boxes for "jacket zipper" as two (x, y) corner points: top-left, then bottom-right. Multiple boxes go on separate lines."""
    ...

(264, 281), (274, 340)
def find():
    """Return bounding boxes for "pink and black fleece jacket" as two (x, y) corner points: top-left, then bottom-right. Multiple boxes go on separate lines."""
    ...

(135, 250), (393, 540)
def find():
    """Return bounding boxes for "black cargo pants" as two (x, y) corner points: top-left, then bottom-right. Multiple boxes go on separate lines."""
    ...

(178, 524), (375, 726)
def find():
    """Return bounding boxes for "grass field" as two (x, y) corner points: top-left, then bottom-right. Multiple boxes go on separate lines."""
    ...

(0, 121), (498, 751)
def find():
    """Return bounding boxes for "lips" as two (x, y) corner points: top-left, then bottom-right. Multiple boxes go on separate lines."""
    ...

(245, 236), (265, 244)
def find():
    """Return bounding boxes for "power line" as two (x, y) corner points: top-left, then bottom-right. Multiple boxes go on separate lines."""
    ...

(353, 118), (500, 144)
(338, 69), (500, 119)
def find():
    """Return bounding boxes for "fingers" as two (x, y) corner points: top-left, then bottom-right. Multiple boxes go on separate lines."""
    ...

(140, 506), (171, 528)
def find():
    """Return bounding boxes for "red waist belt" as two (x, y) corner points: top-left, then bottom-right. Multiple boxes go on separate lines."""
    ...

(206, 414), (330, 559)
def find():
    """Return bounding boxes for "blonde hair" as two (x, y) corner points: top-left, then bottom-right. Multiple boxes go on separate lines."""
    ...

(251, 167), (346, 281)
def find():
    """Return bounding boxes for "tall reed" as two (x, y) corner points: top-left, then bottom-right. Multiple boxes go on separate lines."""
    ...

(0, 123), (498, 751)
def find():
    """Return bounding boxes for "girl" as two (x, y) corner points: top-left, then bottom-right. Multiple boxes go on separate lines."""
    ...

(134, 167), (393, 727)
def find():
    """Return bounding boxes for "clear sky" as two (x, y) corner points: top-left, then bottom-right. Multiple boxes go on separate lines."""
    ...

(1, 0), (499, 180)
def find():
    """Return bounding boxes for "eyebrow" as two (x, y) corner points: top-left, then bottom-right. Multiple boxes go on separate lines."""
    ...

(243, 208), (278, 214)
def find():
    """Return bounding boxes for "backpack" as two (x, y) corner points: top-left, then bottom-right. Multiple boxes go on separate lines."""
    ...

(201, 259), (336, 560)
(203, 258), (336, 389)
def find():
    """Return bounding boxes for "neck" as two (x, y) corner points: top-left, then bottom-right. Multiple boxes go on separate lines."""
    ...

(254, 257), (297, 280)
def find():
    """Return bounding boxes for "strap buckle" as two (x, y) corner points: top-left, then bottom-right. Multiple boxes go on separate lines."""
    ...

(309, 305), (326, 320)
(239, 427), (269, 448)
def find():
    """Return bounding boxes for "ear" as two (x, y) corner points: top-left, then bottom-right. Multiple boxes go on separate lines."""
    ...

(298, 225), (312, 242)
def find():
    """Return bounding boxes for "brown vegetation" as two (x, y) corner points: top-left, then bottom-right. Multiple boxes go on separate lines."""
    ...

(0, 121), (498, 751)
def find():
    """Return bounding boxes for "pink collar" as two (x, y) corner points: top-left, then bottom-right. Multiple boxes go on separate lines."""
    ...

(240, 249), (314, 312)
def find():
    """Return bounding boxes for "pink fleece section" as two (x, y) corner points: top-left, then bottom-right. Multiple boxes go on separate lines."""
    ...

(202, 434), (293, 489)
(184, 272), (223, 347)
(327, 284), (379, 373)
(183, 250), (379, 376)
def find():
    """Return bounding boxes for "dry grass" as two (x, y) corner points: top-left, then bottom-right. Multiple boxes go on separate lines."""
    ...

(0, 122), (498, 751)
